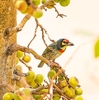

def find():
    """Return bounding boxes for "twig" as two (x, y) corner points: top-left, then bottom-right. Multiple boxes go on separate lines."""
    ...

(27, 29), (37, 48)
(27, 18), (56, 48)
(44, 80), (49, 86)
(40, 0), (66, 18)
(53, 83), (71, 100)
(35, 19), (56, 47)
(52, 67), (65, 81)
(19, 59), (32, 70)
(32, 85), (47, 92)
(27, 0), (37, 9)
(31, 85), (48, 94)
(53, 6), (67, 18)
(51, 63), (69, 83)
(6, 44), (50, 65)
(35, 19), (48, 47)
(12, 73), (21, 80)
(39, 92), (48, 100)
(16, 90), (25, 100)
(13, 70), (27, 77)
(49, 78), (53, 100)
(18, 77), (30, 88)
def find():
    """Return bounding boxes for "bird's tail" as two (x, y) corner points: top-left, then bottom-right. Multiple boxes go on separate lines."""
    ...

(38, 61), (44, 68)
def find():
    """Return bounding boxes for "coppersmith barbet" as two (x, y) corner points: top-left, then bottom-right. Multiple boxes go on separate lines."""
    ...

(38, 38), (74, 68)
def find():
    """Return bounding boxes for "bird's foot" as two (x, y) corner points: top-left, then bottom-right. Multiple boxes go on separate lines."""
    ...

(48, 60), (61, 69)
(48, 60), (54, 67)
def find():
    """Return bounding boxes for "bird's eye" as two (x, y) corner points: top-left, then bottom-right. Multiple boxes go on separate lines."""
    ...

(62, 40), (67, 46)
(63, 40), (66, 43)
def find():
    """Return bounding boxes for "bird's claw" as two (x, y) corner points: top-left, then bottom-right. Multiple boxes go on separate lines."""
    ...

(48, 60), (54, 67)
(48, 60), (61, 69)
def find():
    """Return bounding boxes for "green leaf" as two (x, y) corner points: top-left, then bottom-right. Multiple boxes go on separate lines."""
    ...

(94, 39), (99, 58)
(74, 29), (93, 36)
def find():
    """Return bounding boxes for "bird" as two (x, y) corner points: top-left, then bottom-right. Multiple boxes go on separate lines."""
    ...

(38, 38), (74, 68)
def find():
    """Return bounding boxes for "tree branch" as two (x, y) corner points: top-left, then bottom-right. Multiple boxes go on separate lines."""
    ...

(6, 44), (67, 77)
(53, 83), (71, 100)
(4, 14), (31, 37)
(53, 6), (67, 18)
(6, 44), (50, 65)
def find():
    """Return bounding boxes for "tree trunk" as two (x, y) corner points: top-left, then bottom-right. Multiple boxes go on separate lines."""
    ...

(0, 0), (16, 99)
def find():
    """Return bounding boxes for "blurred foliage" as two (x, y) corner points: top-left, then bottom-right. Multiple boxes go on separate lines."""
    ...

(94, 39), (99, 58)
(74, 29), (93, 36)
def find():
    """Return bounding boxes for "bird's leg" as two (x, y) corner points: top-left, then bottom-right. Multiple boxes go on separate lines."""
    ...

(47, 60), (54, 67)
(48, 60), (61, 69)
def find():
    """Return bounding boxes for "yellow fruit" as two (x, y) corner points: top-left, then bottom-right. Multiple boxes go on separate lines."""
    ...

(29, 80), (37, 88)
(33, 8), (43, 19)
(35, 74), (44, 84)
(16, 50), (24, 58)
(47, 70), (56, 79)
(69, 77), (79, 88)
(75, 87), (83, 95)
(3, 92), (14, 100)
(15, 0), (28, 13)
(33, 95), (42, 100)
(58, 74), (63, 81)
(58, 79), (67, 89)
(75, 95), (83, 100)
(26, 71), (36, 83)
(40, 89), (48, 93)
(32, 0), (40, 6)
(22, 54), (31, 63)
(53, 93), (60, 100)
(22, 88), (33, 100)
(42, 0), (46, 4)
(26, 6), (34, 15)
(59, 0), (70, 7)
(53, 96), (60, 100)
(64, 87), (75, 98)
(62, 86), (68, 93)
(46, 1), (55, 9)
(22, 88), (31, 96)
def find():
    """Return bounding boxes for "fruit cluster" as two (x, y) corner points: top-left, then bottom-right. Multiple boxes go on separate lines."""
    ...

(47, 69), (83, 100)
(3, 56), (83, 100)
(15, 0), (70, 18)
(16, 50), (31, 64)
(3, 50), (46, 100)
(3, 50), (83, 100)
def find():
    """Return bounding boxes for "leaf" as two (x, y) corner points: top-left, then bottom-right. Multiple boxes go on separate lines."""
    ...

(94, 39), (99, 58)
(74, 29), (93, 36)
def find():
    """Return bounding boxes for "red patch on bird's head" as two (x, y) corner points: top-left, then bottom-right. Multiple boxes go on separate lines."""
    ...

(64, 39), (69, 43)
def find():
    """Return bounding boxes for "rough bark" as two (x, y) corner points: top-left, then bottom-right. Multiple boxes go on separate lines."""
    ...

(0, 0), (16, 99)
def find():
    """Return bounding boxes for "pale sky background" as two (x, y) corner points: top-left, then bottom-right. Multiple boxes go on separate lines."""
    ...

(17, 0), (99, 100)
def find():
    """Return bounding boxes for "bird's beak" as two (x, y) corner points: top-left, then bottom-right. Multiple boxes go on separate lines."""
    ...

(67, 42), (74, 46)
